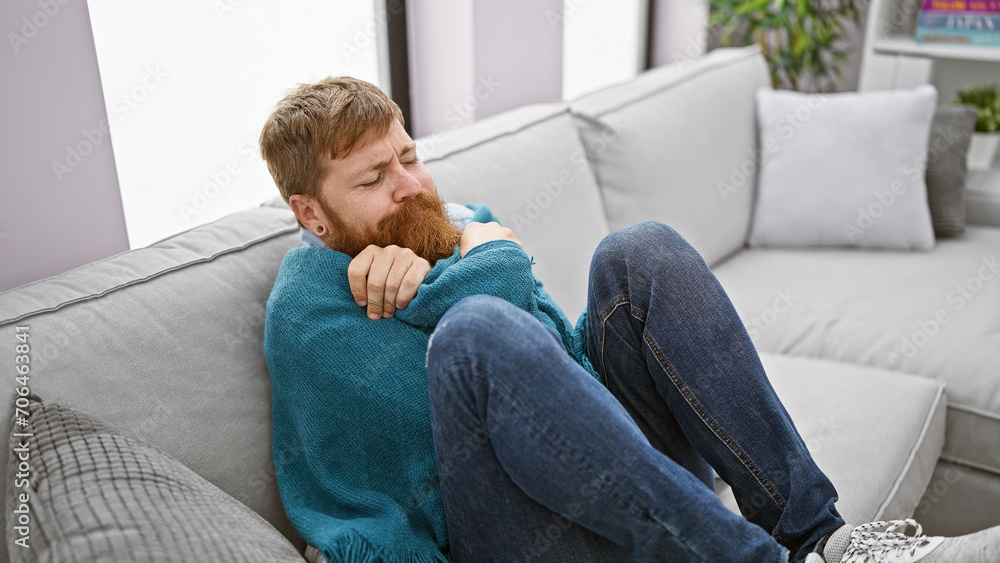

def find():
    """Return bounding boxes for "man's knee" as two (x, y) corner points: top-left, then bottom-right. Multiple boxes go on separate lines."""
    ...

(430, 295), (563, 361)
(436, 295), (512, 336)
(427, 295), (558, 391)
(592, 221), (694, 270)
(428, 296), (531, 367)
(430, 296), (503, 352)
(427, 297), (495, 392)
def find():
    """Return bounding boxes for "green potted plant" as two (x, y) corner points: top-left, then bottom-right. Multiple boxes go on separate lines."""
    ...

(954, 83), (1000, 171)
(706, 0), (863, 92)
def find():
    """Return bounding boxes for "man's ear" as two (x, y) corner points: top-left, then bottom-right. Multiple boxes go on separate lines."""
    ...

(289, 194), (327, 236)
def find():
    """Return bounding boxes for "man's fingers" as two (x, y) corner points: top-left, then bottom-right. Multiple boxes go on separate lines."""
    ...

(347, 249), (376, 306)
(380, 255), (413, 318)
(348, 245), (432, 320)
(460, 221), (522, 257)
(395, 258), (430, 310)
(365, 250), (394, 320)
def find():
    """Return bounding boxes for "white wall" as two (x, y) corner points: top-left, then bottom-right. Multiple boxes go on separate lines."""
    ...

(0, 0), (129, 292)
(87, 1), (382, 249)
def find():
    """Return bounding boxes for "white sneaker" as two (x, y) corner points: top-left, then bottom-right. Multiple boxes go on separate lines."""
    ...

(816, 518), (1000, 562)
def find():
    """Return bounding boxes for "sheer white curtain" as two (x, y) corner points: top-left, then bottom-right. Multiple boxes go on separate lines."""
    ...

(88, 1), (383, 248)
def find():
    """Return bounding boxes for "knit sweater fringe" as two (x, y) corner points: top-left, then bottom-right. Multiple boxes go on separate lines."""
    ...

(319, 534), (451, 563)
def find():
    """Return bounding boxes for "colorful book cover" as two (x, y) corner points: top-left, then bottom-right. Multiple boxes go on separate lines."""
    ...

(916, 26), (1000, 44)
(921, 0), (1000, 12)
(918, 12), (1000, 29)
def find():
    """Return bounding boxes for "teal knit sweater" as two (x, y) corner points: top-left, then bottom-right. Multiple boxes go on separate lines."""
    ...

(264, 205), (597, 562)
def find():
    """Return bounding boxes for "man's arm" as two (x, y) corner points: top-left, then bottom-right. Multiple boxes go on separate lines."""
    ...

(347, 220), (524, 323)
(394, 237), (538, 331)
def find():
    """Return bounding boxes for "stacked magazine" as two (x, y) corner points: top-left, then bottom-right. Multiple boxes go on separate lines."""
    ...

(917, 0), (1000, 46)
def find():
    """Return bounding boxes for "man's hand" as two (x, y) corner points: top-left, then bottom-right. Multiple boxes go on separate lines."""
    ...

(460, 222), (523, 258)
(348, 245), (431, 320)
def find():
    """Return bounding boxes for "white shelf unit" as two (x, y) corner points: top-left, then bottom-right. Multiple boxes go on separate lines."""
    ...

(859, 0), (1000, 177)
(872, 37), (1000, 63)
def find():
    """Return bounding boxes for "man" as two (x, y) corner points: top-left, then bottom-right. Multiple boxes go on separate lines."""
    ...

(260, 77), (999, 563)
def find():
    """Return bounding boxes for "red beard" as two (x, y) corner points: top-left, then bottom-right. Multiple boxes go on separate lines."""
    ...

(320, 192), (462, 265)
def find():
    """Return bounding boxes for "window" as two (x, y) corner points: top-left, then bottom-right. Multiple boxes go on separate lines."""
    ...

(562, 0), (647, 101)
(88, 0), (384, 248)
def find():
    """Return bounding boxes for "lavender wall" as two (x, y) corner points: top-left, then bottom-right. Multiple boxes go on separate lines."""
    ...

(405, 0), (476, 138)
(650, 0), (708, 67)
(406, 0), (563, 138)
(0, 0), (128, 292)
(472, 0), (563, 120)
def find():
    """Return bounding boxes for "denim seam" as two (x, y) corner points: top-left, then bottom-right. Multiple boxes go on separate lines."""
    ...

(600, 295), (786, 512)
(640, 329), (787, 514)
(596, 295), (631, 385)
(592, 304), (758, 562)
(596, 298), (754, 562)
(600, 297), (787, 513)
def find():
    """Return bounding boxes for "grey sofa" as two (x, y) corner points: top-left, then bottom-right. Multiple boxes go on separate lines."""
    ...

(2, 45), (997, 561)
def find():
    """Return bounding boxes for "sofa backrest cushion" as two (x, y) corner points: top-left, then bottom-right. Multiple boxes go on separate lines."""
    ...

(418, 103), (610, 319)
(570, 46), (770, 267)
(0, 206), (304, 559)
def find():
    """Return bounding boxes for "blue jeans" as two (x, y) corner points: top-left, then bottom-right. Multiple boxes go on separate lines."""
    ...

(426, 222), (844, 563)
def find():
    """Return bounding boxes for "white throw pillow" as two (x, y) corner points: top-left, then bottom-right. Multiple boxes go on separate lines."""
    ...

(749, 85), (938, 250)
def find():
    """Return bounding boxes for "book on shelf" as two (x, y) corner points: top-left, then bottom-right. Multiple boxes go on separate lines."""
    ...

(916, 28), (1000, 44)
(918, 12), (1000, 29)
(921, 0), (1000, 12)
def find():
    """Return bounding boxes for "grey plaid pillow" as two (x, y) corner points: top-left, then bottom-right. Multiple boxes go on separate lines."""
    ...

(6, 396), (305, 562)
(926, 105), (979, 238)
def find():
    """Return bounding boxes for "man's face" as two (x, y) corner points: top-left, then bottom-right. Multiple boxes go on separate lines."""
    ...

(320, 119), (434, 233)
(312, 120), (460, 262)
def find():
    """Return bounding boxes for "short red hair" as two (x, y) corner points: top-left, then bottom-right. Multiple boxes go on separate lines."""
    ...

(259, 77), (403, 204)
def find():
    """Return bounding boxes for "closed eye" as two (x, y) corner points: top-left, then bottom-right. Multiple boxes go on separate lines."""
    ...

(360, 173), (382, 188)
(399, 142), (419, 165)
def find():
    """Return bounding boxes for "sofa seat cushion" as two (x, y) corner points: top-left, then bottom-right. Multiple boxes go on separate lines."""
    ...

(716, 353), (946, 524)
(570, 45), (770, 268)
(416, 103), (611, 320)
(0, 205), (304, 561)
(713, 226), (1000, 476)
